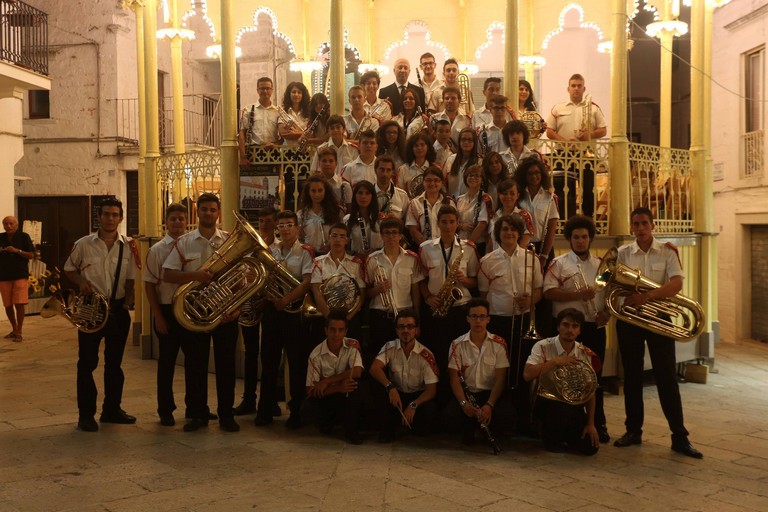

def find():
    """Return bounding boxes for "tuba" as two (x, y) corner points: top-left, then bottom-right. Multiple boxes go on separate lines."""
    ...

(537, 358), (598, 405)
(457, 73), (472, 116)
(250, 241), (319, 318)
(173, 212), (269, 332)
(41, 289), (110, 333)
(595, 247), (705, 341)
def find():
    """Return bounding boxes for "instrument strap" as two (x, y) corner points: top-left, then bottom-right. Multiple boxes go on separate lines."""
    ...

(110, 240), (124, 305)
(440, 237), (455, 278)
(423, 198), (432, 240)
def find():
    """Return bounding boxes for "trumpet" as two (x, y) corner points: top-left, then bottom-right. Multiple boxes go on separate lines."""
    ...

(277, 106), (296, 131)
(571, 263), (599, 322)
(373, 258), (398, 318)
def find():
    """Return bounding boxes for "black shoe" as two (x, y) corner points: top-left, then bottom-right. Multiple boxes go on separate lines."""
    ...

(672, 441), (703, 459)
(285, 414), (302, 430)
(219, 417), (240, 432)
(232, 400), (256, 416)
(272, 403), (282, 417)
(159, 414), (175, 427)
(99, 409), (137, 424)
(253, 415), (273, 427)
(346, 433), (363, 445)
(185, 412), (218, 420)
(183, 418), (209, 432)
(598, 426), (611, 444)
(77, 417), (99, 432)
(614, 431), (642, 447)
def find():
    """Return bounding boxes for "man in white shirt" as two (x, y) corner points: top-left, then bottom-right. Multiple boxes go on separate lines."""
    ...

(340, 130), (378, 187)
(418, 52), (443, 108)
(239, 77), (280, 165)
(64, 198), (138, 432)
(477, 95), (511, 155)
(430, 87), (471, 147)
(310, 115), (359, 175)
(374, 156), (409, 219)
(344, 85), (379, 139)
(427, 58), (475, 115)
(472, 78), (513, 127)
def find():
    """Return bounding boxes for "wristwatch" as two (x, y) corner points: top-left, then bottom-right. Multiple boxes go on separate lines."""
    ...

(409, 401), (418, 410)
(385, 382), (395, 392)
(459, 400), (467, 407)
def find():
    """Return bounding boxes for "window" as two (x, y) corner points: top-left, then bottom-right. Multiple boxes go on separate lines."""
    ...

(745, 46), (764, 133)
(28, 90), (50, 119)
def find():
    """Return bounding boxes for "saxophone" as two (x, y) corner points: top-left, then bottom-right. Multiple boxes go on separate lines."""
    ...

(432, 237), (464, 318)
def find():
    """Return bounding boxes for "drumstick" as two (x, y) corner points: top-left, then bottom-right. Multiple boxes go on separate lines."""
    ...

(397, 406), (412, 429)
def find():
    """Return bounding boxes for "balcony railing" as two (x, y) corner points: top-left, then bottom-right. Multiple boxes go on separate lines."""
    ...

(0, 0), (48, 75)
(742, 129), (764, 179)
(115, 94), (222, 149)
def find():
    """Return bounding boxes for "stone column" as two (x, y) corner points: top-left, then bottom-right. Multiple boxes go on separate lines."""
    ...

(329, 0), (344, 115)
(219, 0), (239, 230)
(504, 0), (519, 104)
(608, 0), (630, 236)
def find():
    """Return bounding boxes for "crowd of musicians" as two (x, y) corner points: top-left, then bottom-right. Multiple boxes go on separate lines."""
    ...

(63, 56), (703, 459)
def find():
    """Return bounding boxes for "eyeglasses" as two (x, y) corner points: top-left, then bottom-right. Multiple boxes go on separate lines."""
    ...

(381, 231), (401, 237)
(276, 223), (295, 230)
(424, 177), (442, 184)
(468, 314), (489, 320)
(258, 87), (273, 91)
(396, 324), (417, 330)
(420, 62), (436, 67)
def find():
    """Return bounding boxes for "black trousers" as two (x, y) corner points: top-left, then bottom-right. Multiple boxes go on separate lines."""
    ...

(366, 309), (397, 368)
(441, 390), (515, 437)
(576, 320), (607, 429)
(258, 305), (313, 419)
(155, 304), (187, 417)
(77, 302), (131, 418)
(300, 389), (362, 438)
(616, 320), (689, 441)
(372, 383), (438, 436)
(183, 320), (238, 420)
(239, 323), (261, 404)
(420, 302), (469, 403)
(535, 396), (598, 455)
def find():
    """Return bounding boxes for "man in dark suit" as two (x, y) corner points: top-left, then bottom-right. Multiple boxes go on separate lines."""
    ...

(378, 58), (425, 116)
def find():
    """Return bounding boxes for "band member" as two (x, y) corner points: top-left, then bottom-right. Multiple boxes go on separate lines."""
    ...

(472, 78), (514, 127)
(297, 175), (342, 255)
(613, 207), (703, 458)
(340, 129), (377, 187)
(376, 121), (405, 170)
(144, 203), (188, 426)
(487, 179), (533, 253)
(442, 298), (514, 444)
(418, 52), (443, 107)
(514, 158), (558, 268)
(456, 165), (493, 254)
(545, 73), (606, 218)
(543, 214), (610, 443)
(374, 156), (409, 219)
(427, 58), (475, 115)
(252, 210), (315, 429)
(365, 218), (423, 365)
(482, 151), (511, 210)
(391, 89), (426, 140)
(524, 308), (600, 455)
(278, 81), (310, 143)
(306, 93), (330, 144)
(162, 193), (237, 432)
(369, 308), (439, 442)
(360, 70), (392, 123)
(344, 180), (383, 257)
(430, 87), (471, 148)
(433, 119), (455, 169)
(0, 215), (34, 342)
(238, 76), (279, 165)
(476, 96), (510, 155)
(398, 132), (436, 197)
(518, 79), (539, 117)
(419, 205), (479, 379)
(64, 198), (138, 432)
(234, 207), (280, 417)
(444, 127), (482, 198)
(316, 147), (353, 212)
(345, 85), (379, 139)
(378, 58), (426, 116)
(478, 215), (542, 409)
(301, 310), (364, 444)
(406, 166), (452, 247)
(309, 115), (359, 175)
(500, 120), (540, 174)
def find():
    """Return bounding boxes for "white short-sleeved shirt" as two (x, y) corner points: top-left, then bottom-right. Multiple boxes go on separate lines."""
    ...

(340, 156), (377, 187)
(297, 209), (330, 254)
(324, 173), (353, 206)
(64, 234), (138, 300)
(162, 228), (228, 273)
(397, 161), (430, 197)
(428, 87), (475, 117)
(311, 253), (366, 291)
(546, 99), (607, 140)
(306, 338), (364, 386)
(239, 103), (279, 146)
(543, 250), (605, 321)
(310, 138), (359, 175)
(486, 207), (534, 253)
(430, 111), (471, 146)
(472, 107), (513, 129)
(342, 214), (383, 255)
(499, 146), (540, 175)
(456, 191), (492, 242)
(444, 154), (483, 198)
(375, 339), (439, 393)
(421, 78), (444, 108)
(419, 237), (479, 307)
(526, 335), (593, 368)
(344, 113), (379, 140)
(617, 238), (685, 285)
(375, 183), (410, 219)
(143, 234), (180, 304)
(447, 332), (509, 393)
(433, 141), (454, 170)
(518, 187), (559, 243)
(477, 123), (509, 155)
(365, 248), (424, 311)
(478, 246), (543, 316)
(364, 98), (392, 121)
(270, 238), (315, 280)
(405, 193), (449, 241)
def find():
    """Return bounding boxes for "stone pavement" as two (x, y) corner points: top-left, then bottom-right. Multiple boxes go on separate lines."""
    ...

(1, 315), (768, 512)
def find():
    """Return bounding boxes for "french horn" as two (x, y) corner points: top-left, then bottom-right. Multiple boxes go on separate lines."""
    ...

(537, 359), (598, 405)
(41, 290), (110, 333)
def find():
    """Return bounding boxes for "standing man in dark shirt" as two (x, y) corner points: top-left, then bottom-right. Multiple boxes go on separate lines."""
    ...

(0, 216), (35, 342)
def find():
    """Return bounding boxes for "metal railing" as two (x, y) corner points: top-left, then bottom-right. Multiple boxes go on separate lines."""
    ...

(115, 94), (222, 149)
(0, 0), (48, 75)
(742, 129), (764, 179)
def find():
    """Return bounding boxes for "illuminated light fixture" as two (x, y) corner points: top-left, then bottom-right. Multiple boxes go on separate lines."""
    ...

(475, 21), (505, 61)
(459, 64), (479, 75)
(645, 20), (688, 38)
(383, 20), (451, 61)
(235, 7), (296, 57)
(597, 41), (612, 53)
(156, 28), (196, 41)
(206, 44), (242, 59)
(519, 55), (546, 67)
(180, 0), (216, 39)
(704, 0), (733, 6)
(290, 60), (323, 72)
(358, 63), (389, 76)
(542, 3), (605, 50)
(316, 28), (362, 64)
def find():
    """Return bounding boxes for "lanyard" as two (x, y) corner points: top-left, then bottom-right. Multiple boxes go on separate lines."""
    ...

(440, 238), (455, 278)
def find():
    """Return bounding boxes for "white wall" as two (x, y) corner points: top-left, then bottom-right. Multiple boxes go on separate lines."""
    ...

(0, 89), (25, 216)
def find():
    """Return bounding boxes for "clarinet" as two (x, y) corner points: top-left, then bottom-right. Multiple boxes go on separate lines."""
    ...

(246, 105), (256, 146)
(298, 103), (328, 154)
(358, 215), (370, 253)
(468, 189), (483, 240)
(455, 365), (502, 455)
